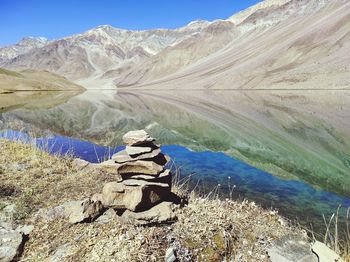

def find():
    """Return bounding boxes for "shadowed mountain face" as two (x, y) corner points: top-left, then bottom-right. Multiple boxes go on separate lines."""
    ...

(1, 0), (349, 89)
(1, 90), (350, 197)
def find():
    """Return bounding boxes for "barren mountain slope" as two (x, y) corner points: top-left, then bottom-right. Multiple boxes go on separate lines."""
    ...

(116, 0), (350, 89)
(113, 20), (237, 87)
(1, 0), (348, 90)
(0, 37), (48, 64)
(0, 23), (210, 88)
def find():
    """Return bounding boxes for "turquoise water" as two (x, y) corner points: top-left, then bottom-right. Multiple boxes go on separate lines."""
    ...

(2, 129), (350, 235)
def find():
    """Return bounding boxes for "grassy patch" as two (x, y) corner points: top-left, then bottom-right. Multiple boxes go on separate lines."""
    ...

(0, 202), (6, 210)
(0, 67), (23, 77)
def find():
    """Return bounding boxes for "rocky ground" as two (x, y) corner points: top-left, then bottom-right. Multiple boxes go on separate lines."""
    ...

(0, 134), (346, 261)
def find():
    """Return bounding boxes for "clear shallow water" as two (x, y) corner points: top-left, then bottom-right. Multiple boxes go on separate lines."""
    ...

(1, 129), (350, 235)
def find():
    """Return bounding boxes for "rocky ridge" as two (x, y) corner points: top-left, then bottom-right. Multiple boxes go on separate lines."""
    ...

(0, 37), (48, 65)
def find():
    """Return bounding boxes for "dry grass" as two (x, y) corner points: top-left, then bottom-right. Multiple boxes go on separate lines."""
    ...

(319, 206), (350, 262)
(2, 139), (348, 261)
(0, 67), (84, 92)
(0, 139), (114, 221)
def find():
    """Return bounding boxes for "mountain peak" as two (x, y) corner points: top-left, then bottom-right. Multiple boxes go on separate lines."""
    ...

(228, 0), (291, 24)
(18, 36), (48, 46)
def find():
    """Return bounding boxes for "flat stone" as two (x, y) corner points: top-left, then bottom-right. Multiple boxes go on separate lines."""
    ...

(122, 169), (172, 185)
(95, 209), (118, 224)
(116, 160), (164, 176)
(97, 160), (123, 181)
(122, 130), (155, 146)
(311, 241), (341, 262)
(126, 146), (153, 156)
(121, 202), (177, 225)
(72, 159), (123, 180)
(37, 205), (66, 222)
(99, 159), (116, 166)
(122, 179), (169, 188)
(165, 247), (177, 262)
(0, 222), (23, 262)
(124, 174), (158, 180)
(101, 181), (171, 212)
(267, 235), (317, 262)
(112, 148), (161, 163)
(111, 150), (131, 163)
(64, 199), (104, 224)
(16, 225), (34, 236)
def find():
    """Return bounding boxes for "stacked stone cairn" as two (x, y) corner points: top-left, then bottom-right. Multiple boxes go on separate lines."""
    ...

(87, 130), (178, 225)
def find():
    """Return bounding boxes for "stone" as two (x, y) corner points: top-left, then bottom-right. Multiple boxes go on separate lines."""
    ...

(72, 158), (103, 174)
(64, 199), (104, 224)
(72, 158), (90, 171)
(122, 169), (172, 185)
(16, 225), (34, 235)
(102, 181), (170, 212)
(97, 160), (123, 181)
(122, 130), (155, 146)
(111, 150), (131, 163)
(91, 193), (103, 203)
(0, 204), (17, 223)
(37, 205), (67, 222)
(116, 160), (164, 176)
(73, 159), (123, 180)
(267, 235), (317, 262)
(99, 159), (115, 166)
(122, 179), (169, 187)
(112, 148), (162, 163)
(165, 247), (177, 262)
(123, 174), (158, 180)
(121, 202), (177, 225)
(0, 222), (24, 262)
(95, 209), (118, 224)
(126, 146), (153, 156)
(311, 241), (342, 262)
(48, 243), (76, 262)
(9, 163), (27, 172)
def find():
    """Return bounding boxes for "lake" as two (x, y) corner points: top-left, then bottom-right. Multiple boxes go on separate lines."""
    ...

(1, 89), (350, 236)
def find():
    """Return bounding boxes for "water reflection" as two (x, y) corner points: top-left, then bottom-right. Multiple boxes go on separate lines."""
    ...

(1, 90), (349, 198)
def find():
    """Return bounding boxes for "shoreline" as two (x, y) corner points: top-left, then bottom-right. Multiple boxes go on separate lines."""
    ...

(0, 138), (347, 261)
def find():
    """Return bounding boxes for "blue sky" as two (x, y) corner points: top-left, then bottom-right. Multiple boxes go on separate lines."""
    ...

(0, 0), (261, 46)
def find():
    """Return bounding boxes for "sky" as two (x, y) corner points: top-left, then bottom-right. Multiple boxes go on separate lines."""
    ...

(0, 0), (261, 47)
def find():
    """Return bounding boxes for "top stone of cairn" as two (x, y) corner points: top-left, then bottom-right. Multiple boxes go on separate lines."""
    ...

(122, 130), (155, 146)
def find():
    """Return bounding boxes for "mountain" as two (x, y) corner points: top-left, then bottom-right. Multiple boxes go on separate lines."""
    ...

(0, 23), (209, 88)
(0, 37), (48, 64)
(0, 0), (349, 89)
(115, 0), (349, 89)
(0, 67), (84, 93)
